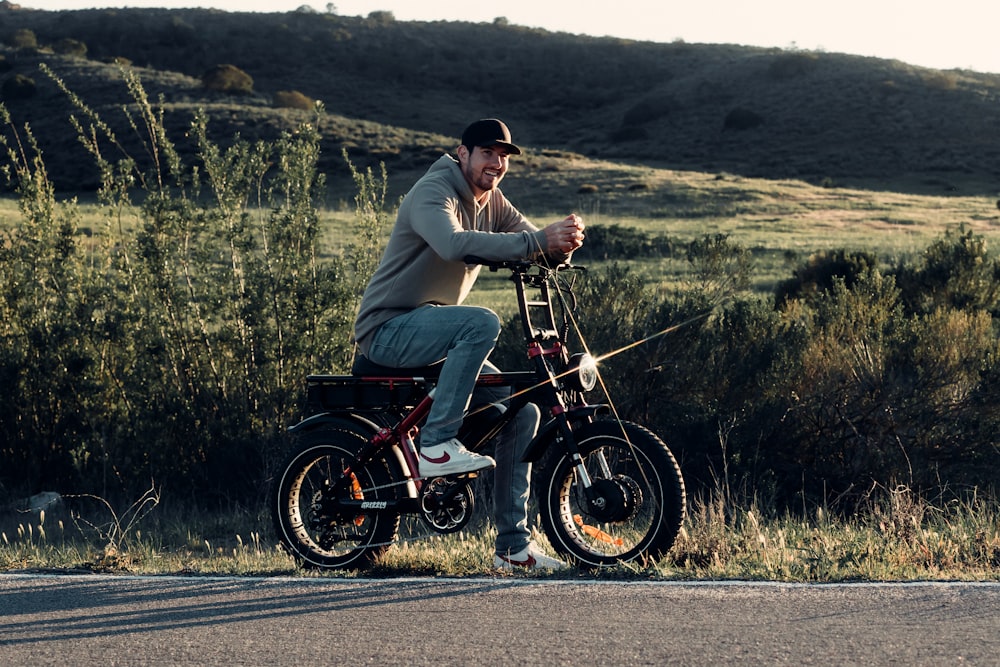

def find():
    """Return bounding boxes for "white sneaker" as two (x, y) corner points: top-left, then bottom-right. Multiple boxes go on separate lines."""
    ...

(418, 438), (496, 478)
(494, 543), (569, 571)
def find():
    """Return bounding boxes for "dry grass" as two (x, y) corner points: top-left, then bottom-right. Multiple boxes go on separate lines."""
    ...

(4, 489), (998, 581)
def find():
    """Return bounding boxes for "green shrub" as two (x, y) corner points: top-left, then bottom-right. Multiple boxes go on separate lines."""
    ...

(685, 233), (754, 298)
(775, 248), (880, 307)
(0, 67), (382, 502)
(548, 228), (1000, 510)
(922, 71), (959, 91)
(367, 10), (395, 25)
(571, 223), (676, 261)
(893, 226), (1000, 315)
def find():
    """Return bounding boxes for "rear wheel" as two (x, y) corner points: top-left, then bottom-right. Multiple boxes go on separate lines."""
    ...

(537, 420), (685, 567)
(272, 423), (401, 569)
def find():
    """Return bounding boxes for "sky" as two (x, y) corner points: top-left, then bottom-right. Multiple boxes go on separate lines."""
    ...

(36, 1), (1000, 74)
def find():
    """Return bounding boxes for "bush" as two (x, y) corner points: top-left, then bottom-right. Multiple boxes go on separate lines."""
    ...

(571, 223), (676, 261)
(893, 226), (1000, 316)
(367, 10), (395, 25)
(10, 28), (37, 50)
(201, 64), (253, 94)
(549, 228), (1000, 510)
(774, 249), (879, 307)
(922, 71), (959, 91)
(53, 38), (88, 58)
(273, 89), (315, 110)
(0, 68), (383, 503)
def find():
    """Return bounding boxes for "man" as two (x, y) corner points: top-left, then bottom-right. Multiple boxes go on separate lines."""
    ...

(353, 118), (585, 570)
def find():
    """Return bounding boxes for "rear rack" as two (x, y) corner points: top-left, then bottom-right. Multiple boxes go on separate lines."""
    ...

(305, 375), (429, 412)
(304, 371), (538, 412)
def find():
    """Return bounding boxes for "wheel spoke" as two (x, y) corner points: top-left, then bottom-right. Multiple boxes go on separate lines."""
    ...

(272, 425), (402, 569)
(539, 421), (685, 567)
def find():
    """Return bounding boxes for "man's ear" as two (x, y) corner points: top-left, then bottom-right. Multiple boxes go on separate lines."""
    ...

(456, 144), (470, 164)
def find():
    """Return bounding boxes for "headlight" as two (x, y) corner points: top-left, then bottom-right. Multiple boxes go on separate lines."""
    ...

(566, 353), (598, 393)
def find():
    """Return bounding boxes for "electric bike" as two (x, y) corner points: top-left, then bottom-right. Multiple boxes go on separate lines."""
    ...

(271, 256), (686, 569)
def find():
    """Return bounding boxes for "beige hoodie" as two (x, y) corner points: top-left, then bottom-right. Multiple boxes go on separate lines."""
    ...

(353, 154), (551, 354)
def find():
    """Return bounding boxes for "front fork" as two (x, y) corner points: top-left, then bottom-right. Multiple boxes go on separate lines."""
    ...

(551, 407), (596, 492)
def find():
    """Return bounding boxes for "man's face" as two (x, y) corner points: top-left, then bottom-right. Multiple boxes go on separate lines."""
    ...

(458, 144), (510, 198)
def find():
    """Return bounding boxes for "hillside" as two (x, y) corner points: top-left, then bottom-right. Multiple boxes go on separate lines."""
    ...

(1, 6), (1000, 197)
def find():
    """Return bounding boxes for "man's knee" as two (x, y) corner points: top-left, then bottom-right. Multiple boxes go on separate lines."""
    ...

(461, 307), (502, 344)
(515, 403), (541, 446)
(520, 402), (541, 428)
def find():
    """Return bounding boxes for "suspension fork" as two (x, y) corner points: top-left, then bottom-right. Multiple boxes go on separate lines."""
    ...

(550, 405), (595, 491)
(524, 336), (596, 492)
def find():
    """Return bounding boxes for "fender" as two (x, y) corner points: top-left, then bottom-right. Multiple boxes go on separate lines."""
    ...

(288, 411), (381, 436)
(522, 404), (611, 463)
(287, 411), (417, 498)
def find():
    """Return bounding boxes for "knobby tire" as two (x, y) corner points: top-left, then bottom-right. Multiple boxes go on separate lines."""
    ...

(271, 422), (401, 569)
(537, 420), (686, 567)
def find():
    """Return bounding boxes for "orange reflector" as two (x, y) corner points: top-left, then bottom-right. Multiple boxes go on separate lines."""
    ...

(573, 514), (624, 546)
(351, 473), (365, 526)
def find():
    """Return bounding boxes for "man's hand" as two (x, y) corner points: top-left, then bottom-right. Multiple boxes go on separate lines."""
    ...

(544, 214), (585, 255)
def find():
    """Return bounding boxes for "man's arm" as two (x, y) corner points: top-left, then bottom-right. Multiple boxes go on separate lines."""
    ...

(409, 193), (547, 262)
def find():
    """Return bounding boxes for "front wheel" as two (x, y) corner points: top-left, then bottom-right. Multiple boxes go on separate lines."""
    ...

(272, 422), (401, 569)
(537, 420), (685, 567)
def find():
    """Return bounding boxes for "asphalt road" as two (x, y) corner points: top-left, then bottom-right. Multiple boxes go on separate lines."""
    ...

(1, 573), (998, 665)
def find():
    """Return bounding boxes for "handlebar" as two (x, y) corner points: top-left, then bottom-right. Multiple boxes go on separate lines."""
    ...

(463, 255), (584, 274)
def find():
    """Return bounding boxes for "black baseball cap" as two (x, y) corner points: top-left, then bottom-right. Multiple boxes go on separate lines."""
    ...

(461, 118), (522, 155)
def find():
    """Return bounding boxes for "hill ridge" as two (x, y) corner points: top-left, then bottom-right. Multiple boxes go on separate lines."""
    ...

(1, 7), (999, 195)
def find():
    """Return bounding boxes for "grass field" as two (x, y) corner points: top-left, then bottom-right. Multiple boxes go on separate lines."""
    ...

(469, 162), (1000, 308)
(30, 159), (1000, 274)
(10, 160), (998, 325)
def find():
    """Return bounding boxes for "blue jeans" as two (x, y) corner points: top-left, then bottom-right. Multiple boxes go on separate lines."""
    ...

(367, 304), (539, 555)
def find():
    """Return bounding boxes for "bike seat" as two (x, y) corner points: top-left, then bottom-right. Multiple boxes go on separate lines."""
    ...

(351, 354), (444, 378)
